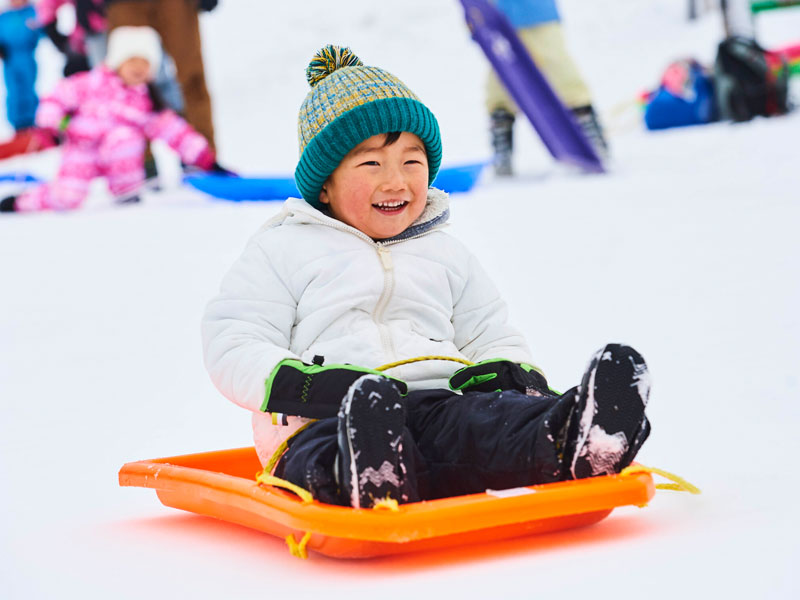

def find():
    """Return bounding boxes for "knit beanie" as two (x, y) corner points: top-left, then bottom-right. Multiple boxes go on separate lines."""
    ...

(295, 45), (442, 207)
(105, 26), (162, 74)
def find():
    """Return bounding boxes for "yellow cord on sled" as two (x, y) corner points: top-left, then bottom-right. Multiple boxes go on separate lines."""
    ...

(376, 355), (474, 372)
(256, 472), (314, 504)
(621, 464), (701, 495)
(286, 531), (312, 559)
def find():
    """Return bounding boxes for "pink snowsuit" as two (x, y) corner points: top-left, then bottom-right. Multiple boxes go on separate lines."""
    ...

(17, 66), (211, 212)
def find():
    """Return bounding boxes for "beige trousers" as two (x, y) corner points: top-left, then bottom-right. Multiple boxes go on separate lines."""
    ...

(486, 21), (593, 114)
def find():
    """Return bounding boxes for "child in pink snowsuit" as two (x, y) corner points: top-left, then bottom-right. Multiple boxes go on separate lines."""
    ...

(7, 25), (215, 213)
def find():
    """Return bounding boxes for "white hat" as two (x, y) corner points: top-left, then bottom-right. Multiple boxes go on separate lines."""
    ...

(105, 26), (162, 74)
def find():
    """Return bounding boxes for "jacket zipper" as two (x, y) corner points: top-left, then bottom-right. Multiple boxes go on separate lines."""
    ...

(374, 244), (396, 360)
(301, 213), (445, 363)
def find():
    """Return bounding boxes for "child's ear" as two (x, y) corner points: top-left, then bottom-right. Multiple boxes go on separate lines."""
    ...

(318, 185), (330, 205)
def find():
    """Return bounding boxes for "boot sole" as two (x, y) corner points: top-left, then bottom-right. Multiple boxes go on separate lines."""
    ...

(570, 344), (650, 479)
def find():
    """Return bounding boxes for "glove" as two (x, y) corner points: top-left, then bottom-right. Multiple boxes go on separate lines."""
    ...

(198, 0), (218, 11)
(64, 52), (91, 76)
(262, 357), (408, 419)
(449, 359), (552, 396)
(193, 147), (216, 170)
(27, 127), (60, 150)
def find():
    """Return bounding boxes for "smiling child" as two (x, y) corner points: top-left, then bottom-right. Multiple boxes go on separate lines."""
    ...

(201, 45), (651, 508)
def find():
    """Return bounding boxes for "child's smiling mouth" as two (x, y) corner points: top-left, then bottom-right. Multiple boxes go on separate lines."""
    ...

(373, 200), (409, 214)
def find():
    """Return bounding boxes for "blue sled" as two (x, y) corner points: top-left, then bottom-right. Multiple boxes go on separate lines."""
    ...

(184, 162), (487, 202)
(0, 172), (41, 183)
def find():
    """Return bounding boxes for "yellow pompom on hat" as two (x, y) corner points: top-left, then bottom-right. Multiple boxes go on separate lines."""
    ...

(295, 45), (442, 207)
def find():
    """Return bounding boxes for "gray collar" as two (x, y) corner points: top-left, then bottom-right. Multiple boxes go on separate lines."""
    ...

(376, 187), (450, 243)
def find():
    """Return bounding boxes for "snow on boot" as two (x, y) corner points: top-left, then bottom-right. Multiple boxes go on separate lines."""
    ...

(567, 344), (650, 479)
(570, 104), (609, 162)
(337, 374), (409, 508)
(490, 108), (515, 176)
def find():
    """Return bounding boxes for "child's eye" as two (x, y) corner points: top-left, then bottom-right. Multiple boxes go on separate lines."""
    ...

(359, 160), (380, 167)
(405, 160), (423, 165)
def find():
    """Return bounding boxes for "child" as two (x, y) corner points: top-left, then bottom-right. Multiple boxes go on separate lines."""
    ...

(0, 25), (217, 213)
(0, 0), (51, 149)
(487, 0), (608, 175)
(201, 45), (650, 508)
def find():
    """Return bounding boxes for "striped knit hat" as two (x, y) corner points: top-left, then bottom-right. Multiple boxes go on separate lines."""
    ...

(295, 45), (442, 207)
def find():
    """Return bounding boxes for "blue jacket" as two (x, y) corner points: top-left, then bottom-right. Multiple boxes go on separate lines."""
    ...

(494, 0), (561, 28)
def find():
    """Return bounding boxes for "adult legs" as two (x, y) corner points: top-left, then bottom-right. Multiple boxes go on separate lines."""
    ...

(2, 7), (39, 132)
(154, 0), (215, 149)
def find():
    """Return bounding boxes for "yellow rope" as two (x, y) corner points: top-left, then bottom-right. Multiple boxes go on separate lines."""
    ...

(255, 421), (318, 503)
(376, 355), (474, 372)
(256, 472), (314, 504)
(621, 464), (702, 495)
(285, 531), (312, 559)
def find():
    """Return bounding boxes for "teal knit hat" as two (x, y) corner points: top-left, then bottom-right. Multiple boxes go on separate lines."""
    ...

(295, 45), (442, 208)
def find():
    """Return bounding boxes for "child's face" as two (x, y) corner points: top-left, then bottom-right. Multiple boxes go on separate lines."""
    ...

(319, 132), (429, 239)
(117, 57), (153, 87)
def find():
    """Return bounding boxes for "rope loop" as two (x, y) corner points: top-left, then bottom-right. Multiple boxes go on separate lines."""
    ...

(286, 531), (312, 559)
(621, 464), (701, 495)
(256, 472), (315, 504)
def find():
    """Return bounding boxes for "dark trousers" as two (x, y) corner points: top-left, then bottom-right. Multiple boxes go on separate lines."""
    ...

(276, 387), (583, 506)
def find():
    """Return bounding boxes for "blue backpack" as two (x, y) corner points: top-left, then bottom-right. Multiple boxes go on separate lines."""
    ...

(644, 59), (718, 130)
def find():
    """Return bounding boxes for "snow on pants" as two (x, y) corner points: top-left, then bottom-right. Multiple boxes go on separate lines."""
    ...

(486, 21), (592, 113)
(0, 6), (40, 131)
(275, 387), (582, 506)
(15, 126), (146, 212)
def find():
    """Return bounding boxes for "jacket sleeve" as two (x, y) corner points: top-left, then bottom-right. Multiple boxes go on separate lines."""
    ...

(201, 235), (300, 414)
(451, 252), (533, 365)
(143, 109), (210, 166)
(35, 71), (89, 132)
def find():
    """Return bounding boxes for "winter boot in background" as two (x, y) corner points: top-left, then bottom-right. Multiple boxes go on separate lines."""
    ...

(565, 343), (650, 479)
(337, 374), (413, 508)
(114, 193), (141, 205)
(143, 142), (162, 192)
(0, 196), (18, 213)
(490, 108), (515, 176)
(570, 105), (610, 162)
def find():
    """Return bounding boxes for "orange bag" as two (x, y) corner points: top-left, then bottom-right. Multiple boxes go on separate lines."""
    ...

(119, 446), (658, 559)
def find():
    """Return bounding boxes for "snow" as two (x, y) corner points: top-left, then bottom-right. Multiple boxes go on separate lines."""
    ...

(1, 1), (799, 598)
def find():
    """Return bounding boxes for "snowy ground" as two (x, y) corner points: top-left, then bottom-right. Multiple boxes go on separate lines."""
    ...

(1, 1), (799, 598)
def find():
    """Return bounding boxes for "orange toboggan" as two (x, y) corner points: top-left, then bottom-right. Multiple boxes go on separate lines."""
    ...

(118, 446), (698, 559)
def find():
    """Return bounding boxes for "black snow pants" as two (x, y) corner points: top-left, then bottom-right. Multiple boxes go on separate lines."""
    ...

(275, 386), (585, 506)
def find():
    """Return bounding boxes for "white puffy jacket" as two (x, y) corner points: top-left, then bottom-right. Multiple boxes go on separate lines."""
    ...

(201, 190), (532, 465)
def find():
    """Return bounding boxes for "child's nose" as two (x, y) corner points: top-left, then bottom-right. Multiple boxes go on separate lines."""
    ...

(381, 165), (407, 191)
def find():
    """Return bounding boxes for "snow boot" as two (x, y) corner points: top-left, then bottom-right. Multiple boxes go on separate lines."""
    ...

(490, 108), (515, 176)
(0, 196), (17, 213)
(337, 374), (412, 508)
(566, 344), (650, 479)
(114, 193), (141, 205)
(570, 104), (609, 161)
